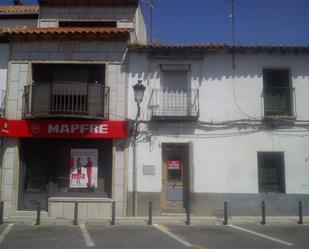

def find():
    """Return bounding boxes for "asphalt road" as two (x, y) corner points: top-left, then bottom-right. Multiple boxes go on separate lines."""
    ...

(0, 223), (308, 249)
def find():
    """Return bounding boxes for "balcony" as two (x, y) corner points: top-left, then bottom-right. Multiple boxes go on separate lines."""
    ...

(148, 88), (199, 121)
(262, 87), (296, 119)
(23, 82), (109, 119)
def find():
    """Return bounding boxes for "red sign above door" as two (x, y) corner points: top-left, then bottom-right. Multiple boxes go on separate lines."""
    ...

(0, 118), (128, 138)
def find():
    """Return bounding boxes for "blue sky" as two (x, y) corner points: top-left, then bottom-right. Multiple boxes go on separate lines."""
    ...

(2, 0), (309, 45)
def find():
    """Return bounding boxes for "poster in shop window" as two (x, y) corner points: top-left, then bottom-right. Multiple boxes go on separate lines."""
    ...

(70, 149), (98, 188)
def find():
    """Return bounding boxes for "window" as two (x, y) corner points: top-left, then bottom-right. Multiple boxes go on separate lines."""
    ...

(263, 69), (293, 116)
(32, 64), (105, 84)
(29, 64), (107, 118)
(257, 152), (286, 193)
(161, 66), (189, 116)
(59, 21), (117, 28)
(20, 139), (112, 197)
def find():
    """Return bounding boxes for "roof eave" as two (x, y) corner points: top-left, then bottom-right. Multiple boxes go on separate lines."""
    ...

(5, 33), (131, 41)
(38, 0), (138, 7)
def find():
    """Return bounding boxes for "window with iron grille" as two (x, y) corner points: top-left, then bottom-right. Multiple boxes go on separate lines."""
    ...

(263, 69), (293, 116)
(257, 152), (286, 193)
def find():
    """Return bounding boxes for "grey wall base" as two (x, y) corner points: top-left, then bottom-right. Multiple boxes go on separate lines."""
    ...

(128, 192), (309, 216)
(192, 193), (309, 216)
(127, 192), (161, 216)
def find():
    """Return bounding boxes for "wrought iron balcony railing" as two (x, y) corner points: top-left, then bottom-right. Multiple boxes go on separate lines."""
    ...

(262, 87), (295, 118)
(23, 82), (109, 119)
(148, 88), (199, 121)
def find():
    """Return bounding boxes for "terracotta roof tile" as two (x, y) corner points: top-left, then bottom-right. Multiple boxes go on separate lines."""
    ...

(4, 27), (132, 34)
(0, 5), (39, 14)
(3, 27), (133, 41)
(128, 43), (309, 53)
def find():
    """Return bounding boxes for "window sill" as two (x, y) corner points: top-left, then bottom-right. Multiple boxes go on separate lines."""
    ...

(263, 115), (296, 122)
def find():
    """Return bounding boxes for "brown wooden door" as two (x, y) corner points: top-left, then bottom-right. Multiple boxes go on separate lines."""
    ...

(161, 144), (189, 210)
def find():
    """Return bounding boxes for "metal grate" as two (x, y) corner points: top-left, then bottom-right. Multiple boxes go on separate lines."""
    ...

(148, 88), (199, 120)
(23, 82), (109, 119)
(258, 152), (285, 193)
(263, 87), (294, 116)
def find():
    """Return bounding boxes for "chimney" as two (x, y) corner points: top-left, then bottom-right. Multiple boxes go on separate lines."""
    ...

(13, 0), (23, 5)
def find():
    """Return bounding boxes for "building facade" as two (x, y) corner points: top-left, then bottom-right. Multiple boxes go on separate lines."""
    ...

(0, 0), (146, 219)
(0, 1), (308, 220)
(127, 45), (309, 216)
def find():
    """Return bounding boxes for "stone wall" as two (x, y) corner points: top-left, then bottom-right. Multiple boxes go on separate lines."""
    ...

(40, 7), (136, 21)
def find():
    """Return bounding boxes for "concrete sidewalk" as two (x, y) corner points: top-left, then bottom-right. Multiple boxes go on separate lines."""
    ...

(3, 215), (309, 226)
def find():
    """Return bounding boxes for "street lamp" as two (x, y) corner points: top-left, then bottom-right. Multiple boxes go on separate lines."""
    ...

(132, 80), (146, 217)
(132, 80), (146, 118)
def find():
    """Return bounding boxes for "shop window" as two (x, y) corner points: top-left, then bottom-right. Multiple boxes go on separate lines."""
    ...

(263, 69), (293, 116)
(258, 152), (286, 193)
(20, 139), (112, 198)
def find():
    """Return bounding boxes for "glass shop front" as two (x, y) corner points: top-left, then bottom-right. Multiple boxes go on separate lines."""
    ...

(18, 138), (113, 211)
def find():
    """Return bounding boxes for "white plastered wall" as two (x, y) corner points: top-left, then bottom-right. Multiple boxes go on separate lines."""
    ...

(134, 5), (147, 43)
(128, 51), (309, 195)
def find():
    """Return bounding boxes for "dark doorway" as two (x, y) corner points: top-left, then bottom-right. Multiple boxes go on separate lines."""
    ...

(19, 141), (51, 211)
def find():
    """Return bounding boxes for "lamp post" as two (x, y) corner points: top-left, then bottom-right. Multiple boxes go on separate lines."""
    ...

(132, 80), (146, 216)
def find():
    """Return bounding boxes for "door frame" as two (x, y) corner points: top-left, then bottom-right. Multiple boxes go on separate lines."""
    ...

(160, 143), (190, 210)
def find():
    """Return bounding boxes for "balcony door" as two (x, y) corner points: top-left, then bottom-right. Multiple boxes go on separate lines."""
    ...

(29, 63), (106, 118)
(161, 69), (189, 116)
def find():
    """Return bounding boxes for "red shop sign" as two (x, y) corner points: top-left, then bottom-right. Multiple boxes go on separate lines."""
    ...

(3, 119), (128, 138)
(167, 160), (181, 170)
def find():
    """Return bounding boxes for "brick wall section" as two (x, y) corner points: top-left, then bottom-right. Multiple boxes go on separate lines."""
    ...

(108, 64), (126, 120)
(11, 41), (127, 62)
(39, 7), (136, 21)
(113, 139), (127, 216)
(7, 63), (29, 119)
